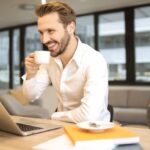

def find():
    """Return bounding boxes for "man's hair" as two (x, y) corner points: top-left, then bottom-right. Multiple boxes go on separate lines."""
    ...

(35, 1), (76, 27)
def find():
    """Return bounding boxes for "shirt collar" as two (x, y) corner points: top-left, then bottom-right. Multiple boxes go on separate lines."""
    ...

(72, 37), (84, 67)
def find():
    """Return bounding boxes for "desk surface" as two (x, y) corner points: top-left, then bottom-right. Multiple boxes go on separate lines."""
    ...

(0, 116), (150, 150)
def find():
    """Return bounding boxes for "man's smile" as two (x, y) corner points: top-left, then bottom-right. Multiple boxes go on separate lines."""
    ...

(47, 42), (58, 51)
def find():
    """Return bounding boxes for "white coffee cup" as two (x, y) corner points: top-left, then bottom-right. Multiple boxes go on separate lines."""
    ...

(35, 50), (50, 64)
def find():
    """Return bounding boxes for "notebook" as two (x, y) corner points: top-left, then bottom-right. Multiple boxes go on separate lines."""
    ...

(64, 124), (140, 148)
(33, 134), (142, 150)
(0, 103), (62, 136)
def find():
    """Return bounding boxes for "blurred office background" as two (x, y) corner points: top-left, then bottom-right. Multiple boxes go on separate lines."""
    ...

(0, 0), (150, 89)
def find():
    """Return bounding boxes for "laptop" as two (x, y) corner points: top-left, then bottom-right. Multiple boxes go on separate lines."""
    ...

(0, 103), (62, 136)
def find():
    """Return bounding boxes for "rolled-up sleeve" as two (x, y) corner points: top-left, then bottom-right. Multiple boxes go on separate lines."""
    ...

(22, 65), (50, 102)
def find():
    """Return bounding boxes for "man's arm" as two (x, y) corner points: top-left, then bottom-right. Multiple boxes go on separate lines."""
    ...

(22, 53), (50, 102)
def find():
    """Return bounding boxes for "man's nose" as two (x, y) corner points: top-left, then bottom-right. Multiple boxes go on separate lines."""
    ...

(41, 32), (50, 44)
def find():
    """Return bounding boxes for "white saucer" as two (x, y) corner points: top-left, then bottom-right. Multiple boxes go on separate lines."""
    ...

(77, 121), (114, 132)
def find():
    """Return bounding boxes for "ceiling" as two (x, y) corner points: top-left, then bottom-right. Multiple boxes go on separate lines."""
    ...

(0, 0), (150, 29)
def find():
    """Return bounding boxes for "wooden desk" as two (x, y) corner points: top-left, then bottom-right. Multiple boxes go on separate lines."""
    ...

(127, 127), (150, 150)
(0, 116), (150, 150)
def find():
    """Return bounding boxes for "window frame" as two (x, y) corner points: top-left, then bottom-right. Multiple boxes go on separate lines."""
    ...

(0, 3), (150, 88)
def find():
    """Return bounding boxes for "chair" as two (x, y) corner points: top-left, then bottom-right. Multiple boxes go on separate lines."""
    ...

(0, 94), (49, 119)
(108, 104), (114, 122)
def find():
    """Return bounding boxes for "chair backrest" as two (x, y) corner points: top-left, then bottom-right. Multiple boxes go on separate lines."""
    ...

(108, 104), (114, 122)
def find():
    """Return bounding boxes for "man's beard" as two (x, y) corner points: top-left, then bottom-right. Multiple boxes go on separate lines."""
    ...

(48, 31), (71, 57)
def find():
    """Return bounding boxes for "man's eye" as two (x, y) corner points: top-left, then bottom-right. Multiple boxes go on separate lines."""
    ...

(48, 30), (54, 34)
(39, 32), (43, 36)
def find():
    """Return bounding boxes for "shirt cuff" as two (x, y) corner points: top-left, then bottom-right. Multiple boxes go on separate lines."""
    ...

(22, 74), (36, 84)
(22, 74), (27, 81)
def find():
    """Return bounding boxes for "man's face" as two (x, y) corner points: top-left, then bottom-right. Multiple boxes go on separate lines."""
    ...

(38, 12), (71, 57)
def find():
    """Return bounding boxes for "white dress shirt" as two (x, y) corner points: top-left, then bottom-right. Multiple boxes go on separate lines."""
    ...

(22, 38), (110, 123)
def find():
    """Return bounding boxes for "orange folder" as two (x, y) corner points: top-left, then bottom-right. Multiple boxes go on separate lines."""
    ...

(64, 125), (139, 147)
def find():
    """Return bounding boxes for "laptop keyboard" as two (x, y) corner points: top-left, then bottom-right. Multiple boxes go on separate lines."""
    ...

(16, 123), (42, 132)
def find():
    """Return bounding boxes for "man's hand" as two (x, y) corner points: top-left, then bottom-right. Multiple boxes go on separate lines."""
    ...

(25, 52), (39, 80)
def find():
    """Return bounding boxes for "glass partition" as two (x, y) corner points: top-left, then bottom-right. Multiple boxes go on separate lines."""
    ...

(25, 25), (42, 57)
(98, 12), (126, 81)
(76, 15), (95, 48)
(13, 29), (20, 87)
(135, 6), (150, 82)
(0, 31), (9, 89)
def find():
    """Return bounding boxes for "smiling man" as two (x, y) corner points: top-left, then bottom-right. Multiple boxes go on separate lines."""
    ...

(22, 1), (110, 123)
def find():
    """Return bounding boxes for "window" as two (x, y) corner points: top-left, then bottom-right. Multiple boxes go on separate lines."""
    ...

(13, 29), (20, 87)
(135, 6), (150, 82)
(76, 15), (95, 48)
(0, 31), (9, 89)
(98, 12), (126, 81)
(25, 25), (42, 56)
(1, 4), (150, 87)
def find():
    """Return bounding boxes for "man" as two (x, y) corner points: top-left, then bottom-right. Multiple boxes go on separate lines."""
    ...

(22, 1), (110, 123)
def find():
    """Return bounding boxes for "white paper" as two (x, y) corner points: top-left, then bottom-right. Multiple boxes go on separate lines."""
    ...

(33, 134), (77, 150)
(33, 134), (116, 150)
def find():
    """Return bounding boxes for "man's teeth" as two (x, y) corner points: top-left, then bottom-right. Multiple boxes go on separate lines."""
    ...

(49, 43), (56, 48)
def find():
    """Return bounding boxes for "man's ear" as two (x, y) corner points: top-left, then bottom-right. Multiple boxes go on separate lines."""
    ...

(67, 21), (76, 34)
